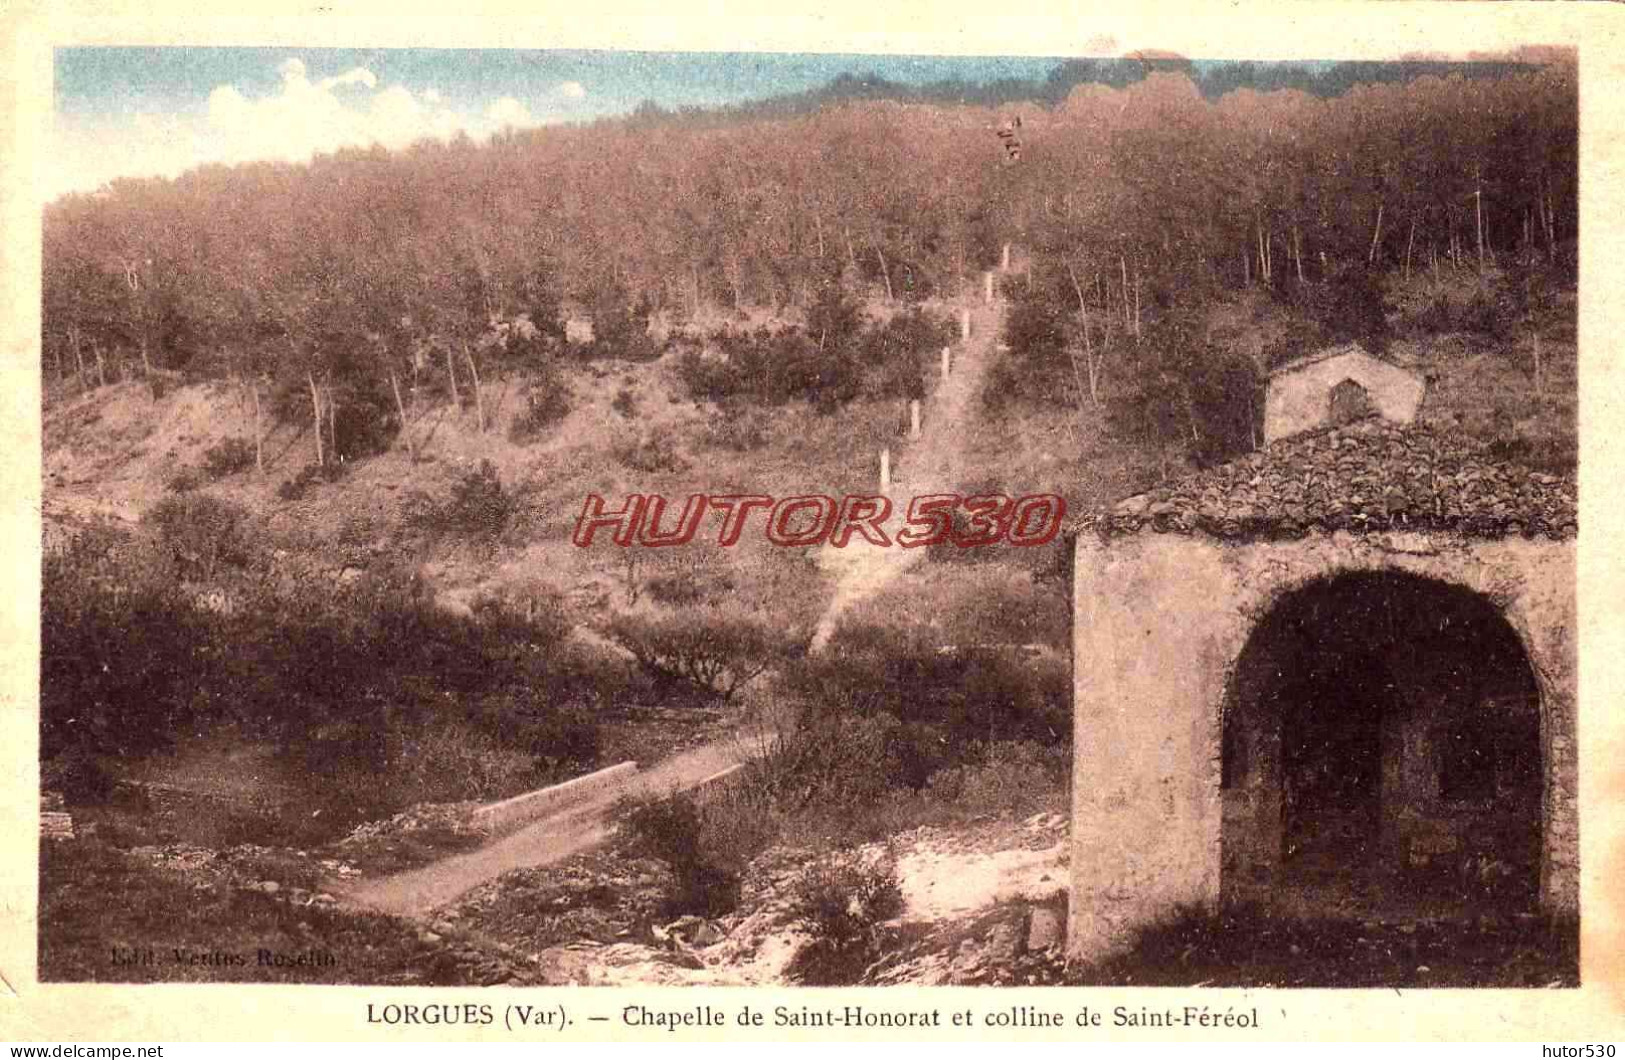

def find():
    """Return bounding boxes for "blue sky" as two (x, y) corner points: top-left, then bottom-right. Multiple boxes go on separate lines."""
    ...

(49, 47), (1063, 200)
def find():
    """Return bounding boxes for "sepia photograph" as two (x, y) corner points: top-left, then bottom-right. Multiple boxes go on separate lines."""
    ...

(17, 10), (1608, 1030)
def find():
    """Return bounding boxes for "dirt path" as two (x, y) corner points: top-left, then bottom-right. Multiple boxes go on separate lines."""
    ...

(810, 297), (1004, 650)
(344, 727), (773, 918)
(346, 297), (1004, 917)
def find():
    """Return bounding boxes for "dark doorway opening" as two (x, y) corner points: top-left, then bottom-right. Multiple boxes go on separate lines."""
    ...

(1277, 651), (1396, 874)
(1221, 570), (1543, 917)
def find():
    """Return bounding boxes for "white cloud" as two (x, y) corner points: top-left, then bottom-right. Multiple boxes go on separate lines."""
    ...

(555, 80), (587, 99)
(48, 56), (550, 202)
(485, 96), (532, 127)
(319, 67), (380, 92)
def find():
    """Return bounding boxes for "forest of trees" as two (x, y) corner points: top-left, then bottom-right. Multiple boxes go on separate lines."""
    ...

(42, 55), (1577, 465)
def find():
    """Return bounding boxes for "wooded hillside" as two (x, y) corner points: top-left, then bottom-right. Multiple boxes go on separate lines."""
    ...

(42, 56), (1577, 468)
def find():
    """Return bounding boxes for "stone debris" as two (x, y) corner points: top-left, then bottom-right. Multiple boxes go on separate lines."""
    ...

(41, 811), (76, 840)
(336, 802), (485, 848)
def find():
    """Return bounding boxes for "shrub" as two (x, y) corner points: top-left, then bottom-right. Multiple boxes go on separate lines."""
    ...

(789, 854), (905, 949)
(42, 747), (115, 806)
(789, 622), (1071, 753)
(276, 462), (344, 501)
(785, 853), (906, 984)
(924, 740), (1070, 814)
(617, 792), (743, 916)
(612, 427), (689, 474)
(586, 284), (659, 361)
(643, 571), (706, 606)
(671, 343), (744, 404)
(697, 402), (769, 452)
(672, 324), (865, 411)
(414, 459), (515, 539)
(41, 540), (210, 762)
(509, 378), (572, 443)
(1317, 263), (1393, 352)
(144, 492), (255, 582)
(601, 609), (792, 704)
(391, 723), (543, 803)
(166, 467), (203, 494)
(748, 710), (906, 815)
(611, 387), (638, 418)
(857, 308), (950, 401)
(804, 273), (865, 354)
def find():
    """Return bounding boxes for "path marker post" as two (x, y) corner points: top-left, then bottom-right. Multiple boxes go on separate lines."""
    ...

(941, 346), (951, 381)
(910, 399), (921, 439)
(960, 308), (971, 340)
(880, 447), (891, 491)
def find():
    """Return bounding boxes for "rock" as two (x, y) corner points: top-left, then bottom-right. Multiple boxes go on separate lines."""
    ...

(257, 880), (280, 894)
(985, 920), (1025, 962)
(667, 944), (708, 971)
(665, 916), (724, 947)
(418, 931), (442, 945)
(1026, 907), (1063, 952)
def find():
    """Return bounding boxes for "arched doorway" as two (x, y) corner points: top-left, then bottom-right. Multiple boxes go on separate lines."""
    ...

(1220, 570), (1544, 916)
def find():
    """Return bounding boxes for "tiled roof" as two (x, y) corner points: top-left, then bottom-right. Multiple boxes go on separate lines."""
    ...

(1072, 420), (1577, 541)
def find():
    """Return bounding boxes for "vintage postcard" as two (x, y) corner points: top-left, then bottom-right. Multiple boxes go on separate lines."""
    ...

(4, 0), (1624, 1043)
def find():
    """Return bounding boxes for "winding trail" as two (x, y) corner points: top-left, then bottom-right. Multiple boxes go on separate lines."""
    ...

(345, 727), (773, 917)
(810, 296), (1003, 651)
(345, 296), (1003, 918)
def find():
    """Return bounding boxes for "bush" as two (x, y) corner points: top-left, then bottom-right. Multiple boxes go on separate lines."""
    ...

(201, 437), (257, 480)
(42, 747), (116, 806)
(144, 492), (255, 582)
(617, 792), (744, 916)
(586, 284), (659, 361)
(612, 427), (689, 474)
(788, 622), (1071, 752)
(697, 402), (769, 452)
(1315, 263), (1393, 352)
(390, 723), (543, 803)
(166, 467), (203, 494)
(601, 609), (792, 704)
(748, 710), (908, 816)
(276, 461), (345, 501)
(643, 571), (706, 606)
(611, 387), (638, 418)
(670, 342), (744, 404)
(858, 308), (951, 401)
(414, 459), (515, 539)
(41, 541), (210, 762)
(785, 854), (906, 984)
(509, 378), (572, 443)
(924, 740), (1070, 814)
(672, 324), (864, 412)
(790, 854), (905, 948)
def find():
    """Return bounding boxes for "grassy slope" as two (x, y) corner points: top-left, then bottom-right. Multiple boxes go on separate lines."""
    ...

(37, 275), (1577, 986)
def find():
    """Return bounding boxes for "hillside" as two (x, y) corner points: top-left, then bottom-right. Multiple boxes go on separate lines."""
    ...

(36, 47), (1579, 989)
